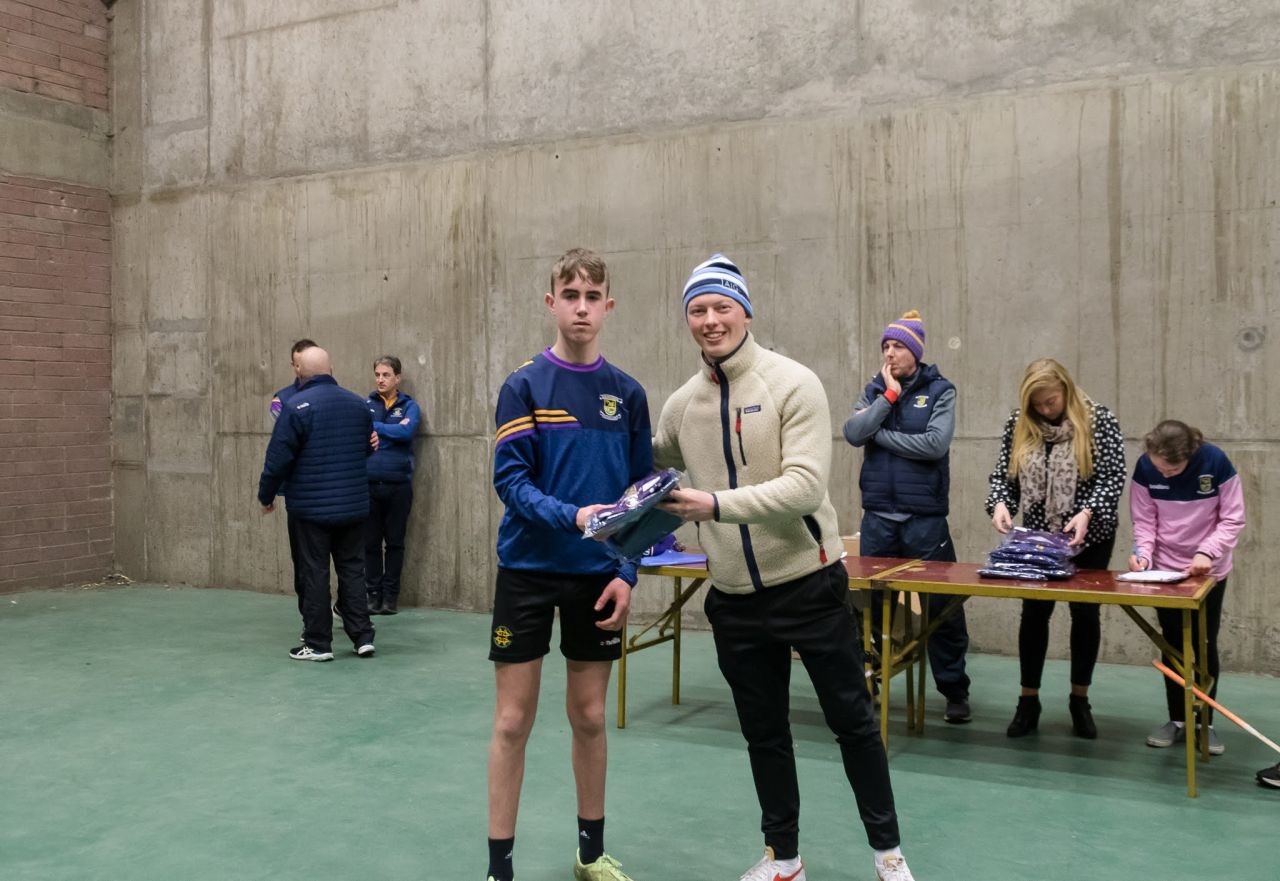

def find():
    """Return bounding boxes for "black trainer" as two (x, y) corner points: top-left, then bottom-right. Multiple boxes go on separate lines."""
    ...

(381, 597), (398, 615)
(943, 694), (972, 724)
(289, 645), (334, 662)
(1257, 764), (1280, 788)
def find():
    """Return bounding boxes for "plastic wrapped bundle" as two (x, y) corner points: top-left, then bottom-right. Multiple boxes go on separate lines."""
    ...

(978, 527), (1078, 581)
(977, 562), (1052, 581)
(583, 468), (685, 562)
(998, 527), (1076, 559)
(988, 549), (1076, 569)
(644, 533), (680, 558)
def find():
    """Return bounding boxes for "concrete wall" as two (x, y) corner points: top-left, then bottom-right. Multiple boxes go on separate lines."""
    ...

(110, 1), (1280, 674)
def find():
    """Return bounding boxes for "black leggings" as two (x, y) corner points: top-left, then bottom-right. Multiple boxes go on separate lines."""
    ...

(1157, 578), (1226, 723)
(1017, 538), (1115, 690)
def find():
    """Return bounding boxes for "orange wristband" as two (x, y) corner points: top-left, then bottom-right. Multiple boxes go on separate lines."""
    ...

(883, 388), (899, 404)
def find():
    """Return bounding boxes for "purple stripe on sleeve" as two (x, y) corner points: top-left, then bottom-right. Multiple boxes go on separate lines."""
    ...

(495, 427), (537, 447)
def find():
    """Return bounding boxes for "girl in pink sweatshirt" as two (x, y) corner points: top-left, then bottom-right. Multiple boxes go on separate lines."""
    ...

(1129, 420), (1246, 755)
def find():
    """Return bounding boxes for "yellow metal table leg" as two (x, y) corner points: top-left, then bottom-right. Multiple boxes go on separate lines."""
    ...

(880, 589), (893, 746)
(673, 577), (682, 706)
(1198, 600), (1210, 761)
(917, 596), (928, 733)
(1183, 609), (1196, 797)
(904, 596), (916, 731)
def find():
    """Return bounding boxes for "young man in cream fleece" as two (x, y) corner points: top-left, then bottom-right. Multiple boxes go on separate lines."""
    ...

(655, 255), (917, 881)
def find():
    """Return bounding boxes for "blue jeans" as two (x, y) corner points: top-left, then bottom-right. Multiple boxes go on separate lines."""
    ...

(860, 511), (971, 700)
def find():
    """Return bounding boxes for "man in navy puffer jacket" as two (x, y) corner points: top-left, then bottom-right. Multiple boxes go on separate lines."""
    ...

(269, 338), (318, 619)
(844, 310), (972, 723)
(258, 347), (377, 661)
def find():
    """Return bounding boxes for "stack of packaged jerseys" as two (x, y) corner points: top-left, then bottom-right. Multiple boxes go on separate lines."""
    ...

(582, 468), (684, 562)
(978, 527), (1078, 581)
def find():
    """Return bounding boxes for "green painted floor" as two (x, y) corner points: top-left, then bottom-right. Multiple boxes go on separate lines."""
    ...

(1, 585), (1275, 881)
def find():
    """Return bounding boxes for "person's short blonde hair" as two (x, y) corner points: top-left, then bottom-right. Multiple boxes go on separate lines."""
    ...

(550, 248), (609, 295)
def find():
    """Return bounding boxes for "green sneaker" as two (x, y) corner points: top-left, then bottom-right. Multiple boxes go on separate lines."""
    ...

(573, 850), (635, 881)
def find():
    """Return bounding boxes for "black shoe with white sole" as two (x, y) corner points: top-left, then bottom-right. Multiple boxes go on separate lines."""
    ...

(289, 645), (334, 662)
(1257, 764), (1280, 788)
(355, 644), (376, 658)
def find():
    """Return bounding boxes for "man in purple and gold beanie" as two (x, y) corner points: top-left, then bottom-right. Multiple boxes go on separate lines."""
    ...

(844, 308), (973, 725)
(880, 309), (925, 364)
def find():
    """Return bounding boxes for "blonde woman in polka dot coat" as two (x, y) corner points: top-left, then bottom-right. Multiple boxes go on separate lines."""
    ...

(985, 358), (1126, 741)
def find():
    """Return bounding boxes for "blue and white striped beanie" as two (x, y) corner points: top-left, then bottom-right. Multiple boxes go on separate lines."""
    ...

(682, 254), (752, 317)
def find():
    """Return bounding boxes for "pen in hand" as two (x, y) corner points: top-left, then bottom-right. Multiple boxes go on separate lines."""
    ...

(1129, 544), (1149, 572)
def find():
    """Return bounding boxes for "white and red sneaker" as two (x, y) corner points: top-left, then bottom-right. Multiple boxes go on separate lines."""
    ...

(737, 847), (805, 881)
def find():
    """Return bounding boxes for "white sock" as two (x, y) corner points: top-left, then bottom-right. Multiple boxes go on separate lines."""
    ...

(875, 847), (904, 862)
(766, 848), (801, 871)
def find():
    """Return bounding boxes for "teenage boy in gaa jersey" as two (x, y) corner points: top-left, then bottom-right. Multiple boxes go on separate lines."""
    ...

(485, 248), (651, 881)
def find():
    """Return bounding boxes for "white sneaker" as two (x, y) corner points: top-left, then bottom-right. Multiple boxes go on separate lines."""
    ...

(288, 645), (334, 661)
(737, 847), (805, 881)
(876, 854), (916, 881)
(355, 644), (375, 658)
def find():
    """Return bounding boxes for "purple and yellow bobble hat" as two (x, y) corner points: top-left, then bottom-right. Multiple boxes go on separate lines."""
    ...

(881, 310), (925, 362)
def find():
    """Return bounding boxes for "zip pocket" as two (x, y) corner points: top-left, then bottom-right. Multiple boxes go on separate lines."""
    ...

(735, 407), (747, 465)
(802, 514), (828, 564)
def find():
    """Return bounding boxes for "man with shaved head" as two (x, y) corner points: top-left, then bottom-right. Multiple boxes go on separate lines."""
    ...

(269, 338), (319, 620)
(259, 347), (378, 661)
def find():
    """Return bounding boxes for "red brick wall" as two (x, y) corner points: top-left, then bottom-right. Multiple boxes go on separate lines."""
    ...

(0, 173), (111, 591)
(0, 0), (108, 110)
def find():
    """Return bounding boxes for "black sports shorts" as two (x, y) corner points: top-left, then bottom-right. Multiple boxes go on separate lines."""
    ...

(489, 568), (623, 663)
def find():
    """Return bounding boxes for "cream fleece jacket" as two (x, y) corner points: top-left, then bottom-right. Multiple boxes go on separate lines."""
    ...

(654, 335), (841, 594)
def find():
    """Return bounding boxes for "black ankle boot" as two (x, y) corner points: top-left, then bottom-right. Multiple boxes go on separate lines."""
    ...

(1069, 695), (1097, 739)
(1007, 695), (1041, 738)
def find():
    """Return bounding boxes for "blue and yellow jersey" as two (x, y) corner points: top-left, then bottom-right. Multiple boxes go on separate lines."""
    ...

(493, 348), (653, 584)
